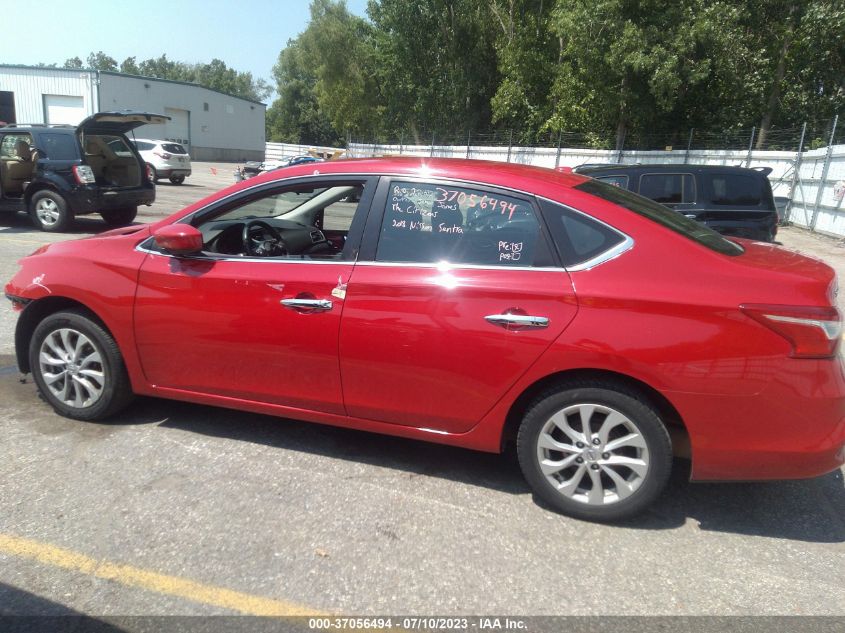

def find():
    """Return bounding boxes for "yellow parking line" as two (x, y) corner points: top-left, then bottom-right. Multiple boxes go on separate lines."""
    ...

(0, 237), (48, 245)
(0, 533), (320, 616)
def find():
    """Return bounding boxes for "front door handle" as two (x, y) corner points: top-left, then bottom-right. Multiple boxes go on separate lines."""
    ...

(484, 314), (549, 328)
(281, 298), (333, 312)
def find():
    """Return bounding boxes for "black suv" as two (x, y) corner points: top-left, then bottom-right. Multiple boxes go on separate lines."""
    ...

(0, 111), (166, 232)
(574, 164), (778, 242)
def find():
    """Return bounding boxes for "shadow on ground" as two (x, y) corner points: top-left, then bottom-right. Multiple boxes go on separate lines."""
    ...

(0, 583), (126, 631)
(89, 394), (845, 543)
(0, 210), (113, 235)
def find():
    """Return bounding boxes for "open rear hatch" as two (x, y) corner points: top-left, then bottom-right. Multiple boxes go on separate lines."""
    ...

(78, 111), (170, 135)
(77, 112), (169, 190)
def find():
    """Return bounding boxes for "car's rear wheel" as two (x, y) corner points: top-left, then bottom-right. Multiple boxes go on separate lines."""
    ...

(30, 190), (71, 232)
(29, 310), (134, 421)
(101, 206), (138, 227)
(147, 164), (157, 182)
(169, 174), (185, 185)
(517, 381), (672, 522)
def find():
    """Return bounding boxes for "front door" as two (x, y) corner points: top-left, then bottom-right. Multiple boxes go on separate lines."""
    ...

(339, 178), (579, 433)
(134, 177), (374, 415)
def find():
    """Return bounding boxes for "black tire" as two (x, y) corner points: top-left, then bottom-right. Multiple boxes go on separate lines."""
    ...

(517, 380), (672, 522)
(147, 164), (158, 182)
(29, 310), (134, 421)
(169, 174), (186, 185)
(29, 190), (71, 232)
(101, 206), (138, 227)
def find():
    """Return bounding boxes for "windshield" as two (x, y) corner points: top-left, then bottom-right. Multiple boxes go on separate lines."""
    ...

(574, 179), (743, 256)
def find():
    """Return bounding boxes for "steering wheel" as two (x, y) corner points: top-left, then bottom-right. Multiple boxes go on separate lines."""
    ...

(242, 220), (288, 257)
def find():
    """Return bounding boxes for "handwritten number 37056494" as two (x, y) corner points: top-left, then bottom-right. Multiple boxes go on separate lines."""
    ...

(435, 187), (519, 220)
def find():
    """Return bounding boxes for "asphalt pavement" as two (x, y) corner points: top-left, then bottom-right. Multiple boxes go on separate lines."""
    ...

(0, 165), (843, 621)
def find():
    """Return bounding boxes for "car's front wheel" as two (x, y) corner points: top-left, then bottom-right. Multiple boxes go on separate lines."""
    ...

(169, 174), (185, 185)
(101, 206), (138, 227)
(29, 310), (134, 421)
(30, 190), (71, 232)
(517, 381), (672, 522)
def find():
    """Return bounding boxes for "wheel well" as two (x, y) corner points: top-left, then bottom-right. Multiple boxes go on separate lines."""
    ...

(501, 369), (690, 456)
(14, 297), (106, 373)
(24, 183), (59, 206)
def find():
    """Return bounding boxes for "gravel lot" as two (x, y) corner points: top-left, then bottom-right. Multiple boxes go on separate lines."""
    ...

(0, 163), (843, 621)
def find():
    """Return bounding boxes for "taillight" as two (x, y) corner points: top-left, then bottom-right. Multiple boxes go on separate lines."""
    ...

(154, 150), (172, 159)
(72, 165), (95, 184)
(146, 164), (154, 181)
(740, 304), (842, 358)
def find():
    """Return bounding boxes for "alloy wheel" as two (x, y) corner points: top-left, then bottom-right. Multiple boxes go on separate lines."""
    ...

(536, 403), (650, 506)
(35, 198), (60, 227)
(38, 328), (106, 408)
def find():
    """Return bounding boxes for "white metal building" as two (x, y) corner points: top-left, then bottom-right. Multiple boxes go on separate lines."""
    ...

(0, 65), (266, 161)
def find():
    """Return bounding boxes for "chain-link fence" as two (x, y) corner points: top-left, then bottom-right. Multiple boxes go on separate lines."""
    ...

(268, 116), (845, 237)
(347, 119), (841, 155)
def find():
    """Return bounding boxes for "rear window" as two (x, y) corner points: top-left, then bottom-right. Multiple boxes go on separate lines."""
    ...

(639, 173), (695, 204)
(574, 179), (743, 256)
(595, 175), (629, 188)
(162, 143), (186, 154)
(707, 173), (763, 206)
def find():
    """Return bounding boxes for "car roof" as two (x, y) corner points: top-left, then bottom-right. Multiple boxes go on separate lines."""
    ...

(576, 163), (772, 176)
(249, 157), (591, 193)
(0, 124), (75, 133)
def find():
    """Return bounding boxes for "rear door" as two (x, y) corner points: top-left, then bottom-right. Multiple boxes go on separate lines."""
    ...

(339, 178), (579, 434)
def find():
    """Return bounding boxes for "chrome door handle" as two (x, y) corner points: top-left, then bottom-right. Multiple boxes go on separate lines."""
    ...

(484, 314), (549, 328)
(281, 298), (333, 311)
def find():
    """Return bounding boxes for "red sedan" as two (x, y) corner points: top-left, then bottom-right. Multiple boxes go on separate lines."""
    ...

(6, 158), (845, 521)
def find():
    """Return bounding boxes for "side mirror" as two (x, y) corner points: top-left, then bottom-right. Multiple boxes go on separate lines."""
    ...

(153, 224), (203, 256)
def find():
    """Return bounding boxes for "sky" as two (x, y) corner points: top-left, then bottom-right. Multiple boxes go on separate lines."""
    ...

(0, 0), (370, 103)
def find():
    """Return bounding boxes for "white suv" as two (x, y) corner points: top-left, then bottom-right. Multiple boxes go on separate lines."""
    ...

(131, 139), (192, 185)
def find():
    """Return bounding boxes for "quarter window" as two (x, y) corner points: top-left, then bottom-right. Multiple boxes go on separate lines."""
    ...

(539, 199), (626, 267)
(707, 174), (763, 206)
(376, 181), (541, 267)
(40, 133), (78, 160)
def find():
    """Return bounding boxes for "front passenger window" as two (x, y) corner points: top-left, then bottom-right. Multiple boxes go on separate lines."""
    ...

(190, 181), (367, 260)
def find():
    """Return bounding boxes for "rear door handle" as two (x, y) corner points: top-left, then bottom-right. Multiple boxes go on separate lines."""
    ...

(281, 298), (333, 312)
(484, 314), (549, 328)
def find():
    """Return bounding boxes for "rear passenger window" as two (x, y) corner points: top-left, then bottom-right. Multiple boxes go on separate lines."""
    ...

(376, 181), (542, 267)
(708, 174), (762, 206)
(539, 199), (626, 268)
(639, 173), (695, 203)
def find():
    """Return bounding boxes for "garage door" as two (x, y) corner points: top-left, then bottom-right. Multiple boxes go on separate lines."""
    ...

(164, 108), (190, 148)
(43, 95), (85, 125)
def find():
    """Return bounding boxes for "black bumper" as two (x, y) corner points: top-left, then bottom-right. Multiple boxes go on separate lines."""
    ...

(65, 183), (156, 216)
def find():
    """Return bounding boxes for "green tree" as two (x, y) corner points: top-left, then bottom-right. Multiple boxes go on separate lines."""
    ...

(271, 34), (342, 144)
(120, 57), (141, 75)
(489, 0), (559, 136)
(63, 56), (83, 69)
(368, 0), (498, 137)
(86, 51), (118, 71)
(547, 0), (737, 149)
